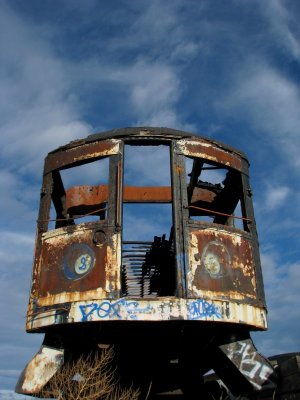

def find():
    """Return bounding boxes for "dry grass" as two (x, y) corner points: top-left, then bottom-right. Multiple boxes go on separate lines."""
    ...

(38, 347), (140, 400)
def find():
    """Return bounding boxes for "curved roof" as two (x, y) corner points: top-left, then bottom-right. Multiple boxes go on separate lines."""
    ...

(50, 126), (247, 161)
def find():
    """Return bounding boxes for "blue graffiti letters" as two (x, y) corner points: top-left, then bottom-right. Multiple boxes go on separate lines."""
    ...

(79, 299), (152, 322)
(79, 256), (87, 271)
(188, 299), (221, 320)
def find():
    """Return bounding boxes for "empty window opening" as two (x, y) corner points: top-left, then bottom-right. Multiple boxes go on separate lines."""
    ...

(122, 145), (175, 298)
(185, 157), (249, 231)
(48, 157), (110, 230)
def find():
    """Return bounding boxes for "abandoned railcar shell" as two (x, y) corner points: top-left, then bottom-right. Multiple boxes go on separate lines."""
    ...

(17, 127), (276, 396)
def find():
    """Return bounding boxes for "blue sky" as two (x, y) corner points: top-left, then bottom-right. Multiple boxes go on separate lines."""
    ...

(1, 0), (300, 394)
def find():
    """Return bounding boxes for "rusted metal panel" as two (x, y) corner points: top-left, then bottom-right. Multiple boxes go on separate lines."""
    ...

(66, 185), (172, 209)
(187, 227), (257, 301)
(176, 139), (243, 171)
(66, 185), (109, 209)
(218, 338), (276, 392)
(34, 223), (120, 306)
(44, 139), (120, 173)
(190, 187), (216, 204)
(15, 344), (64, 394)
(125, 185), (172, 202)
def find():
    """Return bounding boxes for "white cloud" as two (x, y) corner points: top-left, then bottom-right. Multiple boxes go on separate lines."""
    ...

(260, 0), (300, 61)
(0, 229), (42, 390)
(254, 251), (300, 355)
(124, 144), (171, 186)
(0, 3), (92, 177)
(217, 61), (300, 171)
(210, 3), (300, 173)
(105, 60), (183, 128)
(59, 1), (199, 131)
(123, 204), (173, 241)
(264, 185), (290, 211)
(75, 58), (193, 130)
(0, 171), (39, 229)
(104, 0), (202, 63)
(131, 62), (179, 121)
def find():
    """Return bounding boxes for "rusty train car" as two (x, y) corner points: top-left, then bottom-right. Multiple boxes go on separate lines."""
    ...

(17, 127), (277, 397)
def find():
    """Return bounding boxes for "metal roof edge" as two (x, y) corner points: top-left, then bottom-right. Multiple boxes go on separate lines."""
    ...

(48, 126), (248, 162)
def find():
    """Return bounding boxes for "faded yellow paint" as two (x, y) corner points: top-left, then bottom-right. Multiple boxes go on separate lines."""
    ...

(26, 297), (267, 331)
(72, 140), (120, 163)
(36, 287), (108, 307)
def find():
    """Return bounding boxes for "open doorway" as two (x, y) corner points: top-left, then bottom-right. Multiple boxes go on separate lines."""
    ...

(121, 144), (175, 298)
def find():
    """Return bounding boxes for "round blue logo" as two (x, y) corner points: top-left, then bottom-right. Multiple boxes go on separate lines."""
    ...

(63, 243), (95, 280)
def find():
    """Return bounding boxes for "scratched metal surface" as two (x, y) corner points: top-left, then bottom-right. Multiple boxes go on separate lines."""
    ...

(33, 224), (121, 306)
(176, 139), (244, 171)
(44, 139), (120, 173)
(187, 227), (257, 301)
(15, 344), (64, 394)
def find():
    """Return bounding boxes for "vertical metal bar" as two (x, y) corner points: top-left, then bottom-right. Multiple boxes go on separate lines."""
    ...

(241, 165), (266, 307)
(108, 155), (117, 227)
(117, 143), (124, 297)
(118, 142), (124, 230)
(37, 171), (53, 233)
(171, 142), (187, 297)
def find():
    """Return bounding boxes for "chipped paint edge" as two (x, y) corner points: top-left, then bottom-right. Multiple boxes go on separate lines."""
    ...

(16, 345), (64, 394)
(27, 298), (267, 331)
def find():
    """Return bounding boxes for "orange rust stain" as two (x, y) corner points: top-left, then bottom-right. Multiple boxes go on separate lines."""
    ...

(66, 185), (172, 209)
(188, 229), (256, 300)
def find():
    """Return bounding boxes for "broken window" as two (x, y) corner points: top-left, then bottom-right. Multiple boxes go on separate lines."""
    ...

(121, 145), (175, 297)
(48, 157), (110, 230)
(185, 157), (249, 231)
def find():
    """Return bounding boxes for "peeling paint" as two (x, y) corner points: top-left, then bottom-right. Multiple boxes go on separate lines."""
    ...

(21, 127), (271, 395)
(188, 229), (257, 301)
(16, 345), (64, 394)
(27, 298), (267, 330)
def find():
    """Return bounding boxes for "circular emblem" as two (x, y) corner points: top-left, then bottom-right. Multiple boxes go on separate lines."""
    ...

(74, 254), (93, 274)
(203, 252), (221, 277)
(63, 244), (95, 280)
(201, 241), (231, 279)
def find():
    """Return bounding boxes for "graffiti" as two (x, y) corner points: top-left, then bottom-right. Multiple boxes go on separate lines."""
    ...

(226, 339), (275, 390)
(188, 299), (222, 320)
(79, 299), (153, 321)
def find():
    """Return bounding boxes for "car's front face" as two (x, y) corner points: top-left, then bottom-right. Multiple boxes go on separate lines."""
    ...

(26, 128), (267, 332)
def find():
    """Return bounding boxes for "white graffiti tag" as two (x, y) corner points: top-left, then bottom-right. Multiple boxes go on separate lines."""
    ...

(226, 340), (274, 390)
